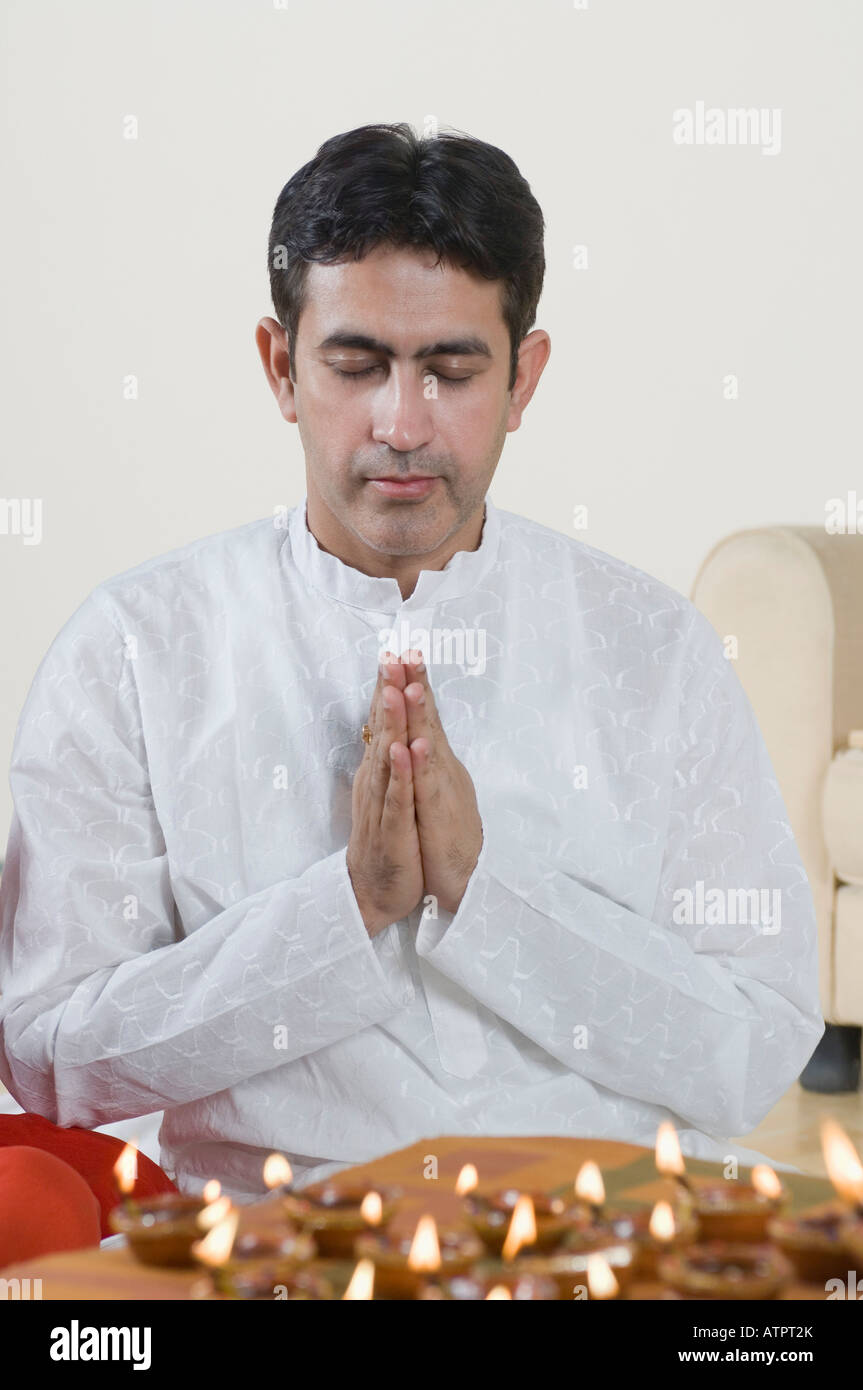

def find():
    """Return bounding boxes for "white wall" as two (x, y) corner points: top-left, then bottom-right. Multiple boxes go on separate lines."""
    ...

(1, 0), (860, 840)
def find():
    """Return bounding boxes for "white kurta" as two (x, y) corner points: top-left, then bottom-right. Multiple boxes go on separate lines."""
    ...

(0, 497), (824, 1196)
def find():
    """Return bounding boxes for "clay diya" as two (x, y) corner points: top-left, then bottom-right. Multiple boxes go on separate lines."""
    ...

(463, 1179), (633, 1297)
(657, 1242), (794, 1300)
(354, 1215), (484, 1299)
(570, 1200), (699, 1279)
(109, 1140), (218, 1268)
(280, 1181), (403, 1258)
(774, 1118), (863, 1283)
(567, 1157), (696, 1278)
(195, 1221), (317, 1294)
(687, 1168), (790, 1243)
(464, 1187), (588, 1255)
(109, 1193), (212, 1268)
(653, 1122), (789, 1242)
(766, 1205), (857, 1284)
(513, 1240), (638, 1299)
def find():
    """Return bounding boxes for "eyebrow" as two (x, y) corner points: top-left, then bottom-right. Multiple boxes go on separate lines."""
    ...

(316, 331), (493, 359)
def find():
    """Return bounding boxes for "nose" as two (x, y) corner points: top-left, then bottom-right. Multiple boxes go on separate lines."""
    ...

(370, 363), (436, 454)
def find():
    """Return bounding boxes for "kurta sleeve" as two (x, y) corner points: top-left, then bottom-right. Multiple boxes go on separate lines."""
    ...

(0, 590), (414, 1128)
(415, 605), (825, 1138)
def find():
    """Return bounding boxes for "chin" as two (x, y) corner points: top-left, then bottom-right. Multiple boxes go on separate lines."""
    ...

(356, 502), (451, 550)
(362, 521), (449, 558)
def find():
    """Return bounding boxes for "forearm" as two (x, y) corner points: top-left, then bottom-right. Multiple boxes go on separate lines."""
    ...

(415, 831), (823, 1136)
(0, 841), (413, 1127)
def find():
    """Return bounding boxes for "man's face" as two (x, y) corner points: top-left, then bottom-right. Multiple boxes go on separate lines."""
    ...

(287, 243), (516, 561)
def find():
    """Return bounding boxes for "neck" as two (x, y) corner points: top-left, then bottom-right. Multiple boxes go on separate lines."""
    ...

(305, 494), (486, 601)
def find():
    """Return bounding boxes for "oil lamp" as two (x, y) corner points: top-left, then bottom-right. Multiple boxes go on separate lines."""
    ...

(657, 1242), (795, 1300)
(354, 1214), (484, 1299)
(593, 1200), (698, 1279)
(566, 1155), (697, 1275)
(515, 1240), (636, 1299)
(191, 1206), (316, 1296)
(281, 1182), (402, 1258)
(654, 1123), (789, 1241)
(471, 1191), (635, 1298)
(767, 1119), (863, 1283)
(464, 1186), (588, 1255)
(108, 1142), (219, 1268)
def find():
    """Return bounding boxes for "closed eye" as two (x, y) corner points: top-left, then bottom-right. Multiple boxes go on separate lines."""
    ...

(331, 366), (472, 386)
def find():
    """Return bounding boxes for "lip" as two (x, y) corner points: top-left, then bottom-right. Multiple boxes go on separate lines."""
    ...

(367, 477), (439, 499)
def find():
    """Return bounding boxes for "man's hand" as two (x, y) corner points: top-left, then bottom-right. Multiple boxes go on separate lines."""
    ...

(346, 653), (425, 938)
(384, 650), (484, 915)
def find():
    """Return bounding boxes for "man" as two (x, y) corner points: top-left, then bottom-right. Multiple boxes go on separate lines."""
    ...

(0, 123), (823, 1200)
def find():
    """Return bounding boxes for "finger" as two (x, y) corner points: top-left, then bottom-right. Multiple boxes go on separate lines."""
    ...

(366, 673), (392, 800)
(369, 681), (408, 809)
(409, 734), (443, 828)
(400, 652), (442, 750)
(363, 651), (397, 757)
(408, 737), (432, 786)
(383, 679), (409, 753)
(377, 659), (407, 751)
(400, 648), (426, 680)
(381, 737), (415, 832)
(381, 653), (407, 692)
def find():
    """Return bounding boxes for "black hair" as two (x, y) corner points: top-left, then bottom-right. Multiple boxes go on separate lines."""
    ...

(267, 123), (545, 393)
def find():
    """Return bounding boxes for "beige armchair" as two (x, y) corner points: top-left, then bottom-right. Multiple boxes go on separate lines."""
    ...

(691, 526), (863, 1092)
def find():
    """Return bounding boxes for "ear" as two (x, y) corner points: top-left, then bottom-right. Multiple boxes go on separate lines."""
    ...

(505, 329), (551, 433)
(255, 317), (297, 423)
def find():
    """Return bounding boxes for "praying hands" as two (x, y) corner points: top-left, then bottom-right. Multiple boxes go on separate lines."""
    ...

(346, 650), (484, 938)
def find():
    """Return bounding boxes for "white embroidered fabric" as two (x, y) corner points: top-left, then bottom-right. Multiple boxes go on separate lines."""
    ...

(0, 498), (824, 1195)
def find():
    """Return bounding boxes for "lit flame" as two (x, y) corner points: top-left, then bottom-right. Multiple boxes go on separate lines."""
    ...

(655, 1121), (686, 1177)
(113, 1142), (139, 1196)
(202, 1179), (221, 1203)
(455, 1164), (479, 1196)
(574, 1161), (605, 1209)
(191, 1209), (239, 1267)
(361, 1191), (383, 1225)
(262, 1153), (293, 1189)
(586, 1251), (619, 1300)
(821, 1119), (863, 1205)
(343, 1258), (375, 1300)
(406, 1215), (442, 1272)
(751, 1165), (782, 1199)
(485, 1285), (513, 1300)
(648, 1200), (676, 1242)
(196, 1195), (233, 1231)
(501, 1195), (537, 1261)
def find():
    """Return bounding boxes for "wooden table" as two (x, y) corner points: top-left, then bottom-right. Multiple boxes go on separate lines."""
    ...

(1, 1135), (840, 1299)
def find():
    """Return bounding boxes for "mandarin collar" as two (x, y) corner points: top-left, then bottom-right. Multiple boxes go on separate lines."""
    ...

(284, 494), (501, 615)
